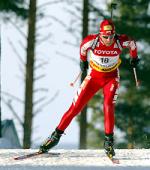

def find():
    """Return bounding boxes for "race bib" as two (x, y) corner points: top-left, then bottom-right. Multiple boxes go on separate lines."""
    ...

(90, 51), (121, 72)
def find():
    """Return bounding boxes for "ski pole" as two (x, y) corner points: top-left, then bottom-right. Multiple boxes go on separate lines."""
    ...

(111, 3), (117, 19)
(133, 67), (139, 87)
(70, 71), (82, 87)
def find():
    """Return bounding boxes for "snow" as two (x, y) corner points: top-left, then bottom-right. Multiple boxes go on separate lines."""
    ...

(0, 149), (149, 170)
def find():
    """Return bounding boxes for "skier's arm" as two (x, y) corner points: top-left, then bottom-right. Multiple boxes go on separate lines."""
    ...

(79, 34), (97, 71)
(120, 34), (140, 67)
(120, 34), (137, 57)
(80, 35), (95, 61)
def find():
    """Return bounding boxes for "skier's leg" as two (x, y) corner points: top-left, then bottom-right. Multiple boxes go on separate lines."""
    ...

(40, 75), (100, 152)
(103, 78), (119, 134)
(57, 75), (100, 131)
(103, 78), (119, 157)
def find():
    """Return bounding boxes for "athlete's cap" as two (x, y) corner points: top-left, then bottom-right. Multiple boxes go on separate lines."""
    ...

(100, 19), (115, 35)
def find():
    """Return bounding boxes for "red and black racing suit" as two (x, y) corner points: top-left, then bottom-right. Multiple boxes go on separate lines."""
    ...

(57, 34), (138, 135)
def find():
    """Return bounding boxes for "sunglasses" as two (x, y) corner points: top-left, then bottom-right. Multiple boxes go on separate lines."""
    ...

(102, 34), (115, 39)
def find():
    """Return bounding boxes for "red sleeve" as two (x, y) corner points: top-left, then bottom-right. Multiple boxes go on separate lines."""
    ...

(118, 34), (138, 58)
(80, 34), (98, 61)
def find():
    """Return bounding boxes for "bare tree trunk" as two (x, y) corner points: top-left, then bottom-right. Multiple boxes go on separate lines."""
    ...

(79, 0), (89, 149)
(127, 119), (134, 149)
(0, 26), (1, 138)
(23, 0), (37, 148)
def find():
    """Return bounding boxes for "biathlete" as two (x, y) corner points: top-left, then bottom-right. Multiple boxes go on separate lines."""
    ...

(39, 19), (139, 158)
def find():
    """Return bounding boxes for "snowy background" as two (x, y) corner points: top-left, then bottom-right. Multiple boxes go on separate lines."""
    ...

(0, 149), (150, 170)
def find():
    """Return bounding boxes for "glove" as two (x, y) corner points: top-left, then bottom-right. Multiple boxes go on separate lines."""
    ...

(80, 60), (89, 72)
(130, 57), (140, 68)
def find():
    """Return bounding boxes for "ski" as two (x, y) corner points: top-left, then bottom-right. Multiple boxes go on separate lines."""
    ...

(14, 151), (60, 160)
(14, 151), (44, 160)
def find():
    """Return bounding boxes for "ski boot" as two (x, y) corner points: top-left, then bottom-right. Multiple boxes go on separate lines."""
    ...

(104, 134), (115, 158)
(39, 128), (64, 153)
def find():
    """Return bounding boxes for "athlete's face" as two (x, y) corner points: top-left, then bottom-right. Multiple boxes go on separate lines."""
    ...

(100, 34), (115, 46)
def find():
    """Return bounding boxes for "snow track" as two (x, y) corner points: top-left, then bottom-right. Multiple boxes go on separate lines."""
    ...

(0, 149), (149, 170)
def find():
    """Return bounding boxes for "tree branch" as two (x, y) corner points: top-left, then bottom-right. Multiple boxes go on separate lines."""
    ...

(1, 91), (24, 103)
(38, 0), (65, 9)
(34, 61), (48, 70)
(33, 88), (48, 93)
(63, 7), (82, 20)
(17, 63), (25, 78)
(34, 74), (46, 81)
(2, 98), (23, 126)
(9, 19), (27, 39)
(33, 96), (47, 106)
(7, 38), (25, 66)
(36, 32), (52, 45)
(63, 40), (78, 47)
(56, 51), (79, 65)
(45, 14), (68, 28)
(33, 90), (59, 116)
(89, 3), (106, 18)
(18, 40), (26, 50)
(37, 22), (52, 31)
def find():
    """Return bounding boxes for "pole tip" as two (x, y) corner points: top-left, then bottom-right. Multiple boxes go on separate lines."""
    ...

(136, 80), (141, 87)
(70, 83), (74, 87)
